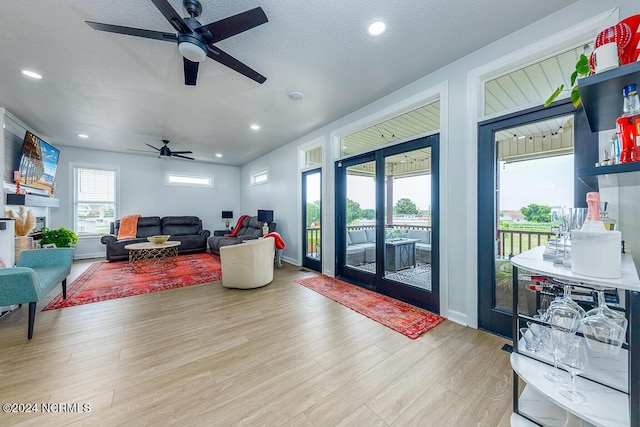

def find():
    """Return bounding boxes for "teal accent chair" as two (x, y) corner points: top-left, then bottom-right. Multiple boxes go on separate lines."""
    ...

(0, 248), (74, 339)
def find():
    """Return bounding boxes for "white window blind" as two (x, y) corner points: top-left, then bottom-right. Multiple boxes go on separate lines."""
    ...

(73, 167), (117, 236)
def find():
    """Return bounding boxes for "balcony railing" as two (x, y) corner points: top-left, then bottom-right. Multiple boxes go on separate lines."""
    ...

(307, 224), (551, 258)
(306, 227), (321, 253)
(497, 228), (554, 257)
(305, 224), (431, 253)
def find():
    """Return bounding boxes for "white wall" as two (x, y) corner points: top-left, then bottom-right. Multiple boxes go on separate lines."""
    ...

(240, 0), (637, 326)
(239, 142), (299, 265)
(51, 146), (240, 258)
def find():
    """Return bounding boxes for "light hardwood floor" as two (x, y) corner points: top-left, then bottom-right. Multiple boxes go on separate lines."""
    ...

(0, 259), (514, 426)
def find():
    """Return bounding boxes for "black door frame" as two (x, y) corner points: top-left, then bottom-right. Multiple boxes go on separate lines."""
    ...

(477, 99), (597, 338)
(335, 134), (440, 313)
(302, 168), (322, 272)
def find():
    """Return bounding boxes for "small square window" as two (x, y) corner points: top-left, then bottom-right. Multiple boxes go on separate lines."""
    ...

(250, 169), (269, 186)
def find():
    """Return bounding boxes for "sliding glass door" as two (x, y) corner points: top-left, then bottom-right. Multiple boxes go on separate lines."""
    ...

(335, 135), (439, 313)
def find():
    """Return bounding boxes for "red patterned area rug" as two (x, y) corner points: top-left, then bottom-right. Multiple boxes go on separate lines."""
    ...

(296, 275), (445, 339)
(43, 252), (221, 311)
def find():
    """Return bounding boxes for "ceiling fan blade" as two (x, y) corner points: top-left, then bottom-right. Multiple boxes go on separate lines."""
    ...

(145, 143), (161, 151)
(206, 46), (266, 84)
(127, 149), (157, 153)
(172, 154), (195, 160)
(86, 21), (178, 42)
(195, 7), (268, 44)
(149, 0), (190, 33)
(171, 150), (193, 154)
(183, 58), (199, 86)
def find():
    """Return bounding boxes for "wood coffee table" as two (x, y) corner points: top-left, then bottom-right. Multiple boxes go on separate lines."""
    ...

(124, 241), (181, 273)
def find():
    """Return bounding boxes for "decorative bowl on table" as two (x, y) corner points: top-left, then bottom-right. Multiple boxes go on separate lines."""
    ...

(147, 235), (170, 244)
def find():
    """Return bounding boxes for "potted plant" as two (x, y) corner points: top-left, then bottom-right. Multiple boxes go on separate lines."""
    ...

(39, 226), (78, 248)
(544, 53), (590, 108)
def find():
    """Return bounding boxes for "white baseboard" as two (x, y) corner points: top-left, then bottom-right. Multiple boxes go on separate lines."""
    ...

(73, 252), (105, 260)
(442, 309), (468, 327)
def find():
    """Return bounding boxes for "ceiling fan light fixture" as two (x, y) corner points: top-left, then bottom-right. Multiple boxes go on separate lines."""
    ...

(21, 69), (42, 79)
(288, 91), (304, 100)
(367, 20), (386, 37)
(178, 38), (206, 63)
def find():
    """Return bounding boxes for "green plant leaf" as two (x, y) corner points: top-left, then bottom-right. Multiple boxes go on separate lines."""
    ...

(575, 53), (590, 76)
(544, 84), (564, 107)
(571, 86), (582, 108)
(570, 70), (578, 87)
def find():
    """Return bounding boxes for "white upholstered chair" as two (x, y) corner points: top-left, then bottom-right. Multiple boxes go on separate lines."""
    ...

(219, 237), (275, 289)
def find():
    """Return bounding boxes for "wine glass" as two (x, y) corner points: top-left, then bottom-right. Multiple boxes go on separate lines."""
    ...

(547, 280), (586, 323)
(559, 336), (589, 404)
(550, 207), (565, 264)
(521, 327), (543, 352)
(543, 298), (582, 384)
(543, 328), (571, 384)
(581, 287), (627, 356)
(562, 208), (587, 267)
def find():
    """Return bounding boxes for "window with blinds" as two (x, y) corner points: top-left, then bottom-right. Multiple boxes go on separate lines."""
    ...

(73, 166), (117, 236)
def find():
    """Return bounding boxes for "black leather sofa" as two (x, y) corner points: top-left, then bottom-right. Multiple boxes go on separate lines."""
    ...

(101, 216), (211, 261)
(208, 215), (276, 255)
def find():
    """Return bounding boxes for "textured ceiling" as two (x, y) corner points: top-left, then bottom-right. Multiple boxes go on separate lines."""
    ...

(0, 0), (577, 165)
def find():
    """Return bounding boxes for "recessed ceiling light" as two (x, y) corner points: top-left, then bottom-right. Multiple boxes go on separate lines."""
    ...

(250, 124), (260, 131)
(215, 153), (223, 158)
(288, 91), (304, 100)
(367, 21), (386, 37)
(21, 70), (42, 79)
(78, 134), (89, 138)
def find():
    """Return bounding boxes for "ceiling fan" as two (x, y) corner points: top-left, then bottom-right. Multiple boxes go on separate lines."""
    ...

(86, 0), (268, 85)
(130, 139), (195, 160)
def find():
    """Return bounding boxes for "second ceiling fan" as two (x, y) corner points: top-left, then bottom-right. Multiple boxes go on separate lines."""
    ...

(86, 0), (268, 86)
(131, 139), (195, 160)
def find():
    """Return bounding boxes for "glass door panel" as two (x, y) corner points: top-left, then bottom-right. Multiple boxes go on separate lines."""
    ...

(383, 147), (432, 292)
(302, 169), (321, 272)
(494, 115), (574, 317)
(345, 161), (376, 272)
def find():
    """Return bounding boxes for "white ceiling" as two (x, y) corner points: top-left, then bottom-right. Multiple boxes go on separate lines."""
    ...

(0, 0), (577, 166)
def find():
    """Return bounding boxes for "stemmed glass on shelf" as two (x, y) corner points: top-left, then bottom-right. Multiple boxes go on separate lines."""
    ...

(562, 208), (587, 267)
(549, 207), (566, 264)
(543, 280), (585, 384)
(558, 336), (590, 404)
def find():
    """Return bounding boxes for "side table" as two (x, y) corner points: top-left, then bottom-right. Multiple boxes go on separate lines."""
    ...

(124, 241), (181, 273)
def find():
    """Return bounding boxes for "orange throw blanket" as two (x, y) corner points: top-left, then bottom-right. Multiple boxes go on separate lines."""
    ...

(265, 232), (286, 250)
(226, 214), (250, 237)
(117, 214), (140, 240)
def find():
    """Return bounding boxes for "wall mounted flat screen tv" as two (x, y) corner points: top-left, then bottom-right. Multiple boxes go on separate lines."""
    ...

(18, 131), (60, 192)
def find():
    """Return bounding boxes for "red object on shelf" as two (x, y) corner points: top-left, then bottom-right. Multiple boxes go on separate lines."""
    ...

(618, 14), (640, 63)
(617, 115), (637, 163)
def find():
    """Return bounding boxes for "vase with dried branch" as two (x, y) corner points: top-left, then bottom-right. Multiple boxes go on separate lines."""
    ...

(5, 207), (36, 262)
(6, 206), (36, 236)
